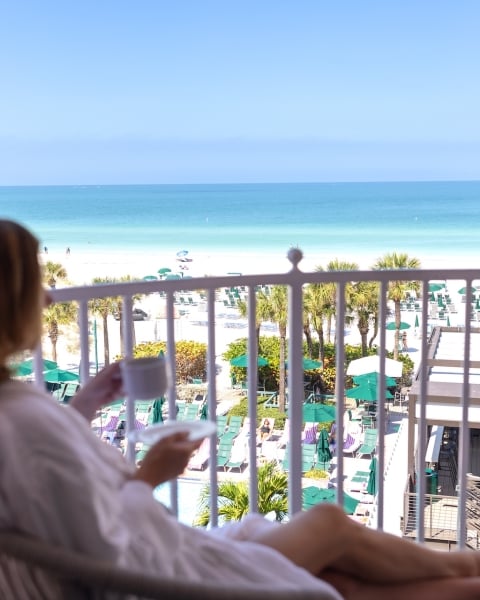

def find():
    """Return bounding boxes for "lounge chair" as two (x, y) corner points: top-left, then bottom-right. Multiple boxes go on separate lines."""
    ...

(282, 444), (316, 473)
(302, 422), (318, 445)
(0, 531), (328, 600)
(301, 445), (317, 472)
(356, 429), (378, 459)
(216, 440), (234, 471)
(188, 438), (211, 471)
(226, 437), (248, 472)
(342, 433), (362, 456)
(216, 414), (228, 437)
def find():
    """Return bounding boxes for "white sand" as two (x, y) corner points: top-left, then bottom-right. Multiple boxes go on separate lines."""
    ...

(42, 245), (480, 288)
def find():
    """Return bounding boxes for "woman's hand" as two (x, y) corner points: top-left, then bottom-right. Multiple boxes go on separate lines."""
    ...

(70, 363), (123, 422)
(134, 432), (203, 488)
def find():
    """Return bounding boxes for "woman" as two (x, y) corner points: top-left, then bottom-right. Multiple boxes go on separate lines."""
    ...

(1, 219), (480, 600)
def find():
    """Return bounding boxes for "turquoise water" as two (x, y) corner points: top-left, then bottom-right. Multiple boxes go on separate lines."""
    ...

(1, 181), (480, 261)
(154, 478), (204, 526)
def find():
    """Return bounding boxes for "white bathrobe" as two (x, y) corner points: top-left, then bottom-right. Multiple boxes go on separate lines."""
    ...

(0, 379), (341, 597)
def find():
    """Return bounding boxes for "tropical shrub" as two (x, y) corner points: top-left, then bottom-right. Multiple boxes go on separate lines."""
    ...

(127, 340), (207, 383)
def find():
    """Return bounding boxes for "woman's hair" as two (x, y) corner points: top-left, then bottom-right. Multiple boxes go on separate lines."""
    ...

(0, 220), (42, 379)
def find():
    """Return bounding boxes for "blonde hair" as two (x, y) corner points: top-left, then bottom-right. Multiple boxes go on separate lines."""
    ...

(0, 220), (43, 381)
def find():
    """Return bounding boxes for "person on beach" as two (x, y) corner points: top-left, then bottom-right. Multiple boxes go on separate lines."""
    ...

(2, 219), (480, 600)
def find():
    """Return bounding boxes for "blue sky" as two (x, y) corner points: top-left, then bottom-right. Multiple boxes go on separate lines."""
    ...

(1, 1), (479, 184)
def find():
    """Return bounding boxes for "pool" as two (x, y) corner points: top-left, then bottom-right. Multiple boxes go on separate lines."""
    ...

(154, 478), (205, 525)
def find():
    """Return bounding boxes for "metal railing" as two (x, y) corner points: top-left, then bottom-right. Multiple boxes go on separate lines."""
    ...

(29, 249), (480, 543)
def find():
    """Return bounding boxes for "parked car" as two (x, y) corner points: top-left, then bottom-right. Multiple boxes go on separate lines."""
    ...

(113, 308), (148, 321)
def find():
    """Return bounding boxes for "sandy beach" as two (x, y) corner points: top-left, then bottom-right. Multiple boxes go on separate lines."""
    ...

(40, 245), (480, 288)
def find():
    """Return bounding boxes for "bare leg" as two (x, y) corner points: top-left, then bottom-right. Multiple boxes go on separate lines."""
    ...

(322, 572), (480, 600)
(250, 504), (478, 583)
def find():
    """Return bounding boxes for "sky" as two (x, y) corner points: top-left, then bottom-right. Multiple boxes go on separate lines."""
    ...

(1, 1), (480, 185)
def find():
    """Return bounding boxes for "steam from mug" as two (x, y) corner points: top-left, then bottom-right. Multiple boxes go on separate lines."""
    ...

(120, 356), (169, 400)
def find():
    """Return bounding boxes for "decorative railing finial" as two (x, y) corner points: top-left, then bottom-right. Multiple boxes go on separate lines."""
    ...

(287, 247), (303, 270)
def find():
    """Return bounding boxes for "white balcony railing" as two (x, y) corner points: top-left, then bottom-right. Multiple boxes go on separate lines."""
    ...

(31, 249), (480, 544)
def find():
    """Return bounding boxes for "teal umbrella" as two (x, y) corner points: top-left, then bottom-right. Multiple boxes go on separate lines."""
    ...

(353, 373), (397, 387)
(143, 275), (158, 281)
(230, 354), (269, 368)
(300, 403), (336, 423)
(428, 283), (444, 292)
(446, 315), (451, 327)
(286, 358), (322, 370)
(366, 456), (377, 495)
(414, 314), (420, 328)
(14, 358), (58, 377)
(157, 267), (172, 275)
(302, 486), (359, 515)
(385, 321), (410, 330)
(346, 382), (393, 403)
(316, 429), (332, 469)
(152, 397), (164, 423)
(458, 286), (476, 295)
(43, 368), (80, 382)
(200, 402), (208, 420)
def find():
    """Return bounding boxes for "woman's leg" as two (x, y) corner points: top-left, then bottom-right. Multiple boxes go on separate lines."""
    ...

(250, 504), (479, 583)
(322, 572), (480, 600)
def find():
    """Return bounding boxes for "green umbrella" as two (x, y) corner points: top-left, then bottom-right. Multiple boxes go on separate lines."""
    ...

(157, 267), (172, 275)
(458, 286), (476, 295)
(385, 321), (410, 330)
(302, 486), (359, 515)
(366, 456), (377, 495)
(200, 402), (208, 420)
(346, 382), (393, 403)
(143, 275), (158, 281)
(152, 397), (164, 423)
(43, 368), (80, 382)
(286, 358), (322, 370)
(446, 315), (451, 327)
(316, 429), (332, 469)
(300, 403), (336, 423)
(428, 283), (444, 292)
(14, 358), (58, 377)
(414, 314), (420, 328)
(230, 354), (269, 368)
(353, 373), (397, 387)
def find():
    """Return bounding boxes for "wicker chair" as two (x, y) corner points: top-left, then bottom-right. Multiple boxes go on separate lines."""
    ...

(0, 531), (334, 600)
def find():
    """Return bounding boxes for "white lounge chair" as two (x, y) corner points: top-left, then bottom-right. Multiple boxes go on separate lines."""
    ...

(0, 531), (331, 600)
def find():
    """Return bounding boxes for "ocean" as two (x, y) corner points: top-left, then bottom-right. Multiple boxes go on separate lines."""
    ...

(1, 181), (480, 267)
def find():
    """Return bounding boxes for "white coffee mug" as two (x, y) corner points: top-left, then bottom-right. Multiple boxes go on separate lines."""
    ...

(120, 356), (169, 400)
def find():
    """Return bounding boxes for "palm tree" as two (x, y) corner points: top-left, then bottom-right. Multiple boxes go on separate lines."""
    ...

(43, 261), (68, 288)
(41, 260), (76, 361)
(263, 286), (288, 412)
(90, 277), (119, 366)
(304, 282), (330, 363)
(43, 301), (78, 362)
(350, 281), (380, 355)
(373, 252), (421, 360)
(325, 259), (359, 343)
(194, 462), (288, 526)
(113, 275), (141, 355)
(237, 290), (271, 353)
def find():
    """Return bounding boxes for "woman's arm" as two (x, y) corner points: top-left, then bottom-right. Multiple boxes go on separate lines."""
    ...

(70, 363), (123, 422)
